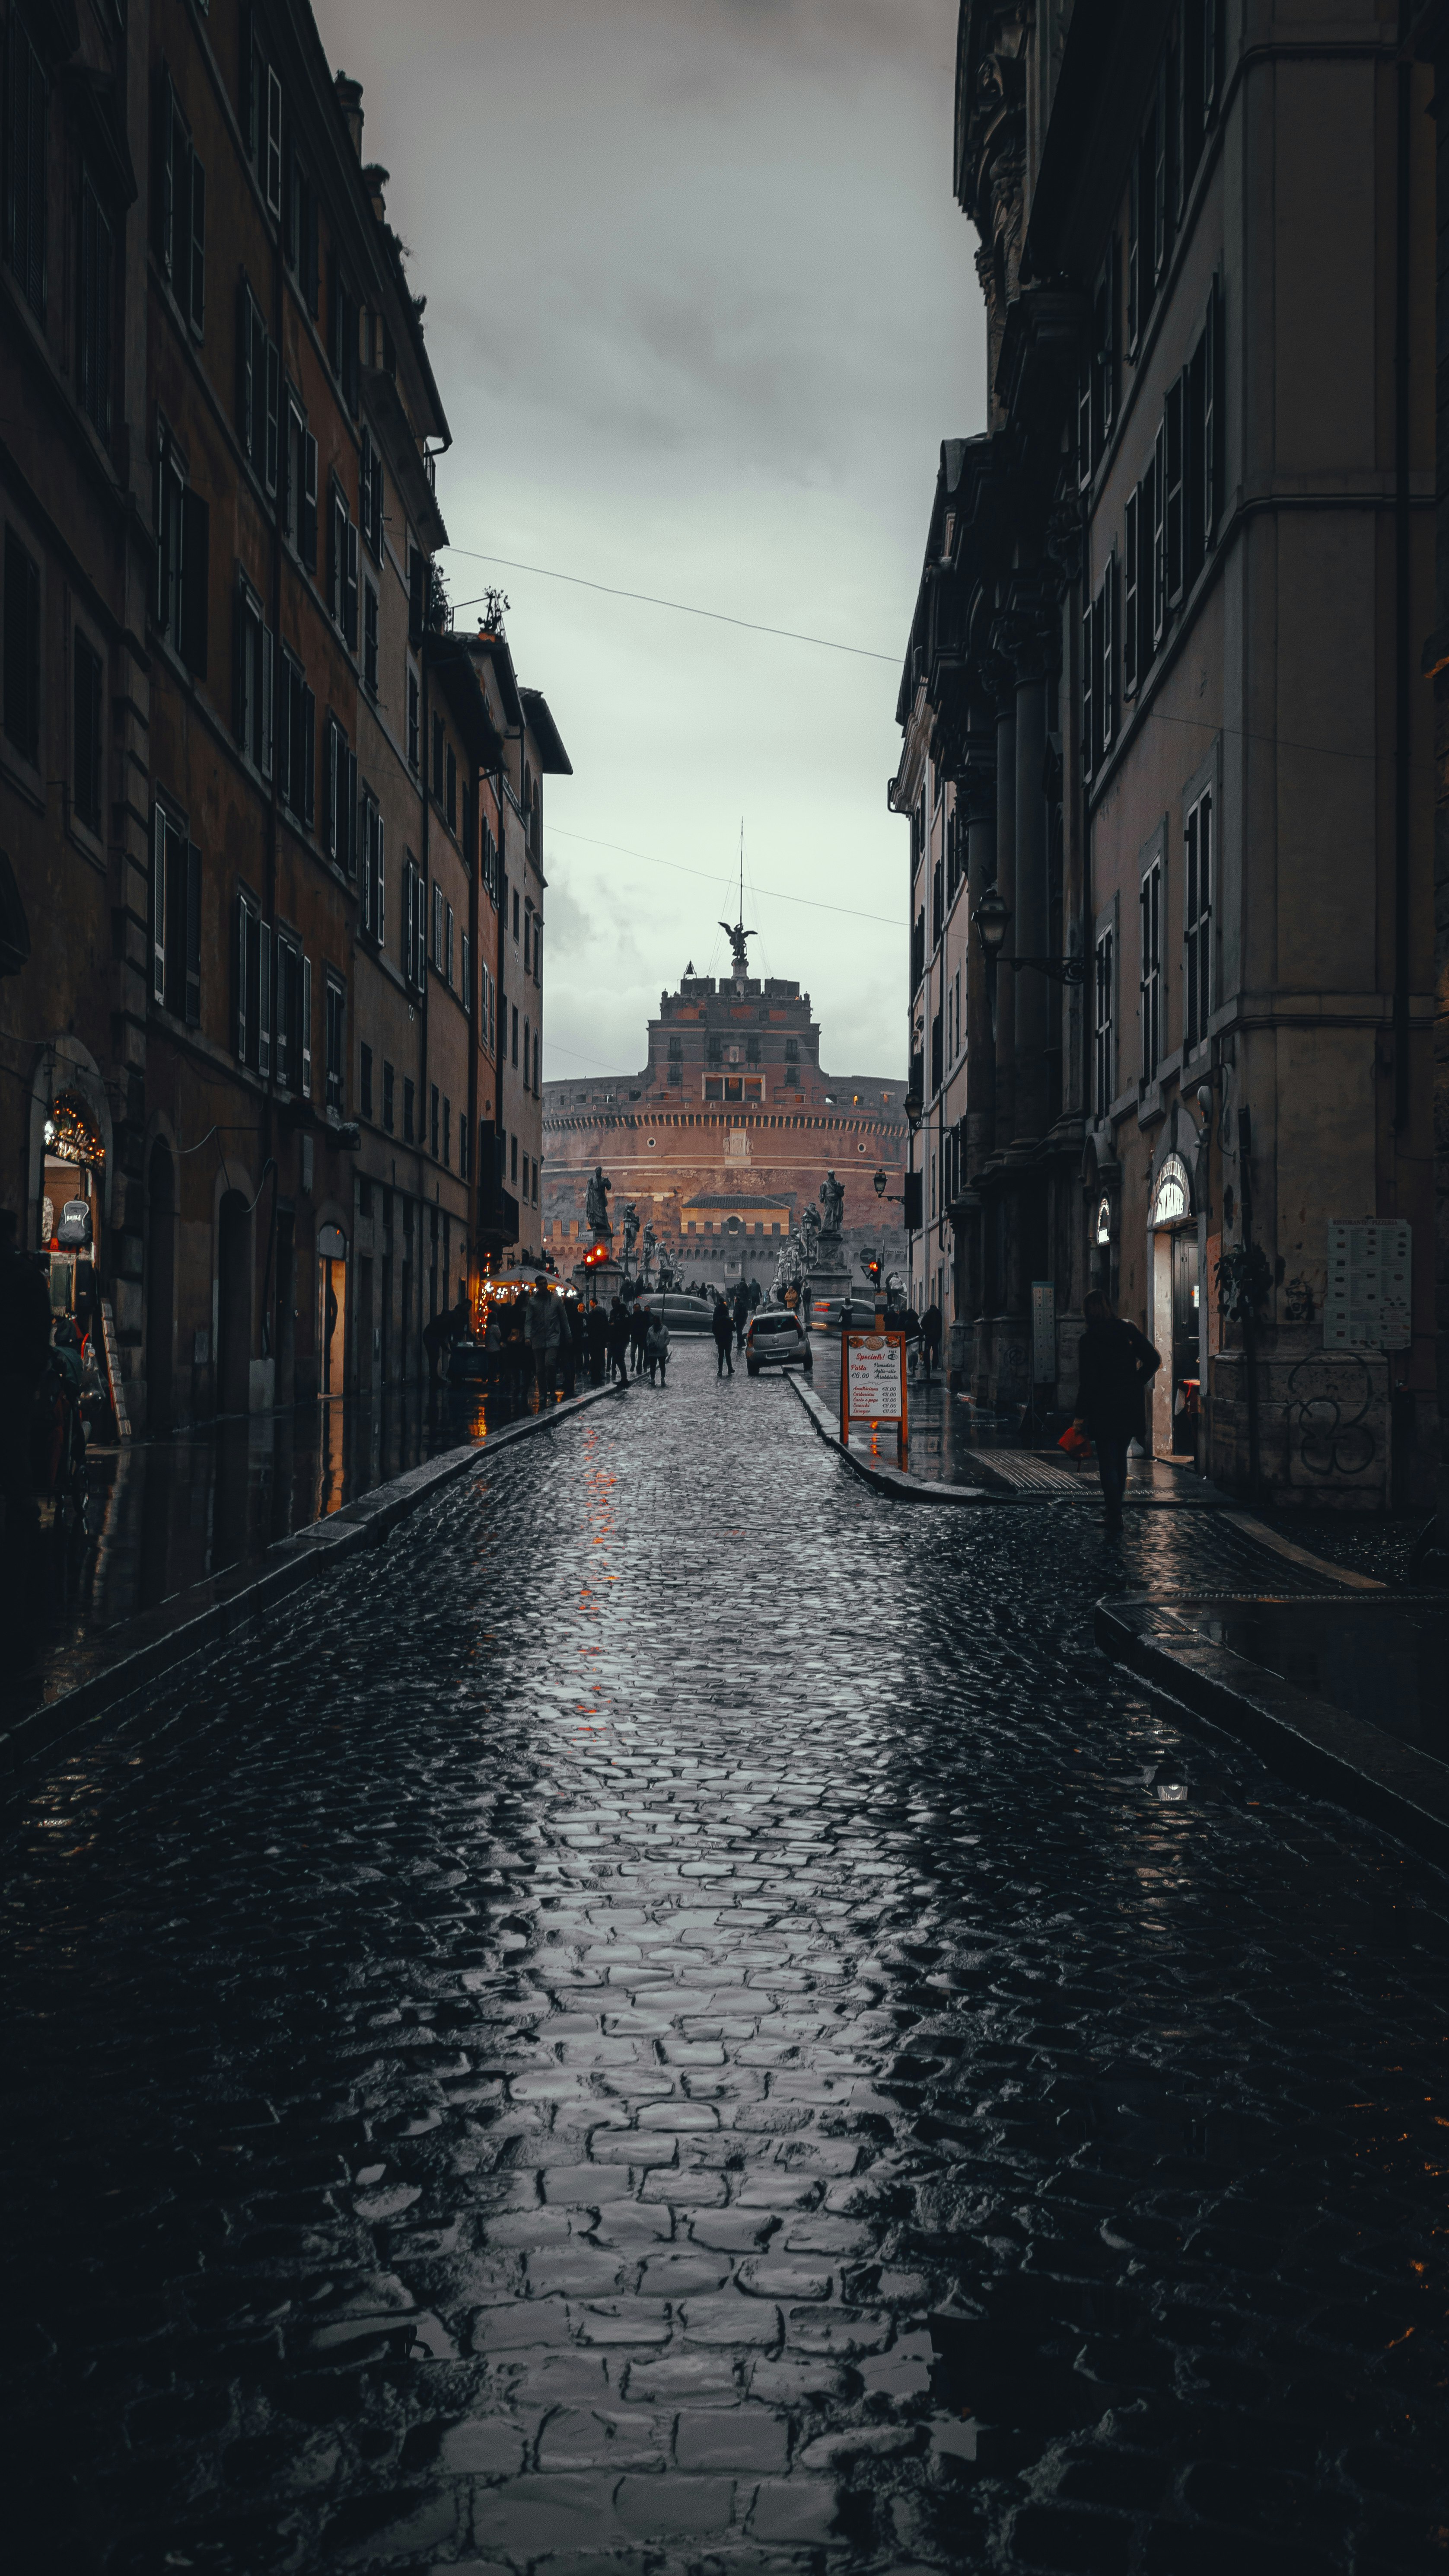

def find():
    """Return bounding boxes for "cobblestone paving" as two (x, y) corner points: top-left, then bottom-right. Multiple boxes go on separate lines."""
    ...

(3, 1344), (1447, 2576)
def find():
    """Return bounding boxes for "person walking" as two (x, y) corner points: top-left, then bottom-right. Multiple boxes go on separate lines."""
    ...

(607, 1297), (631, 1385)
(585, 1296), (608, 1388)
(732, 1280), (749, 1353)
(557, 1297), (577, 1400)
(712, 1294), (734, 1378)
(645, 1312), (670, 1385)
(527, 1278), (562, 1407)
(921, 1300), (943, 1385)
(1072, 1290), (1161, 1534)
(629, 1299), (650, 1376)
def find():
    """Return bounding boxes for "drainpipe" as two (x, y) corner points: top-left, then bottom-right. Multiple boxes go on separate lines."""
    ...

(1394, 56), (1412, 1134)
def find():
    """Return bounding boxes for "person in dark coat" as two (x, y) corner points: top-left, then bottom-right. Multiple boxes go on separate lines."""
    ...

(920, 1301), (943, 1382)
(732, 1280), (750, 1352)
(629, 1299), (650, 1375)
(585, 1296), (609, 1387)
(1073, 1290), (1161, 1532)
(557, 1299), (577, 1399)
(712, 1294), (734, 1378)
(607, 1297), (631, 1385)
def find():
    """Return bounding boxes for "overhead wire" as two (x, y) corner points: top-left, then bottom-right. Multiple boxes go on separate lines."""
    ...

(443, 548), (898, 664)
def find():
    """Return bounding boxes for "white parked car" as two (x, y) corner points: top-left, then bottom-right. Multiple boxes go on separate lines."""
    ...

(745, 1307), (813, 1376)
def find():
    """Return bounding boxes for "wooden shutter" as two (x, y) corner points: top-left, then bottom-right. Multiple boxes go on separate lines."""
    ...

(1203, 274), (1220, 544)
(274, 649), (291, 796)
(234, 889), (250, 1062)
(265, 67), (282, 214)
(322, 716), (336, 854)
(258, 921), (271, 1075)
(301, 956), (312, 1096)
(182, 490), (209, 675)
(185, 842), (202, 1026)
(376, 814), (385, 945)
(189, 154), (206, 331)
(151, 805), (167, 1001)
(346, 745), (358, 874)
(260, 624), (274, 777)
(1123, 489), (1139, 696)
(301, 432), (318, 570)
(237, 282), (254, 450)
(264, 339), (279, 493)
(345, 521), (358, 648)
(302, 683), (315, 826)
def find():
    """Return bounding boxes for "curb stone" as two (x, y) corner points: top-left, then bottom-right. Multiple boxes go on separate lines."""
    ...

(1096, 1589), (1449, 1873)
(0, 1379), (624, 1794)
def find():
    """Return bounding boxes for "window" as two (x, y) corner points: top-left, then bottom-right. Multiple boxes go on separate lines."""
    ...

(1094, 926), (1114, 1119)
(431, 712), (444, 803)
(460, 1113), (471, 1181)
(462, 931), (471, 1014)
(481, 962), (495, 1053)
(446, 902), (455, 986)
(407, 670), (420, 772)
(1184, 785), (1213, 1051)
(73, 633), (103, 832)
(523, 1019), (530, 1089)
(359, 430), (384, 558)
(360, 1042), (373, 1120)
(445, 744), (456, 831)
(403, 1076), (415, 1144)
(6, 10), (47, 317)
(431, 878), (443, 970)
(1140, 856), (1162, 1080)
(361, 788), (385, 941)
(511, 1003), (519, 1067)
(382, 1059), (395, 1133)
(510, 1133), (518, 1186)
(264, 66), (282, 216)
(327, 250), (359, 412)
(785, 1037), (798, 1061)
(272, 937), (302, 1089)
(745, 1033), (759, 1064)
(152, 806), (202, 1026)
(403, 859), (427, 990)
(1152, 53), (1170, 284)
(77, 176), (112, 438)
(325, 976), (344, 1113)
(363, 581), (378, 694)
(430, 1083), (439, 1157)
(512, 887), (519, 942)
(443, 1097), (451, 1167)
(286, 151), (319, 313)
(284, 399), (317, 571)
(236, 280), (280, 493)
(1151, 418), (1167, 648)
(328, 485), (358, 647)
(481, 822), (498, 904)
(275, 650), (315, 824)
(322, 716), (357, 872)
(153, 429), (209, 674)
(154, 74), (204, 335)
(523, 903), (532, 974)
(3, 525), (39, 764)
(234, 574), (274, 777)
(232, 887), (264, 1067)
(1164, 376), (1184, 607)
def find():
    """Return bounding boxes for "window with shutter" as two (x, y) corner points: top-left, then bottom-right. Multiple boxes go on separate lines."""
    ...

(1080, 597), (1094, 785)
(181, 491), (208, 674)
(1127, 150), (1141, 354)
(345, 745), (357, 875)
(185, 841), (201, 1026)
(1140, 859), (1162, 1079)
(376, 812), (385, 943)
(446, 902), (455, 986)
(462, 932), (471, 1014)
(1184, 786), (1213, 1051)
(1151, 421), (1166, 646)
(264, 342), (279, 495)
(1164, 377), (1184, 606)
(234, 889), (252, 1062)
(265, 67), (282, 215)
(407, 670), (419, 770)
(1123, 489), (1139, 697)
(301, 683), (315, 826)
(345, 522), (358, 649)
(152, 807), (168, 1002)
(301, 433), (317, 571)
(301, 956), (312, 1097)
(446, 744), (456, 830)
(189, 153), (206, 333)
(1100, 559), (1117, 757)
(1094, 927), (1114, 1118)
(258, 921), (271, 1076)
(363, 581), (378, 693)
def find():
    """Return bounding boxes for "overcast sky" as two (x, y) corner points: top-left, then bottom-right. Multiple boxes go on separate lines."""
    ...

(316, 0), (983, 1081)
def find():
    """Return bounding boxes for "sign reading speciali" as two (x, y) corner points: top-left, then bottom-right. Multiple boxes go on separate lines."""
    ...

(841, 1327), (909, 1466)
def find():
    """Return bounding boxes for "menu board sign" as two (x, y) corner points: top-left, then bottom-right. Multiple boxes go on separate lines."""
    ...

(1323, 1221), (1412, 1352)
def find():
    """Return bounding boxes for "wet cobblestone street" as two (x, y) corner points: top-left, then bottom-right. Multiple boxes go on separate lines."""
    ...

(3, 1342), (1447, 2576)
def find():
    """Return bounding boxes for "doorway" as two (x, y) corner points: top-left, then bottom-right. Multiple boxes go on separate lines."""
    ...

(317, 1222), (347, 1395)
(216, 1190), (252, 1417)
(146, 1140), (175, 1432)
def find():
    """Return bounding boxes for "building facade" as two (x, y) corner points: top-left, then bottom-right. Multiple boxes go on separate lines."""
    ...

(892, 0), (1436, 1506)
(0, 0), (568, 1432)
(542, 938), (908, 1295)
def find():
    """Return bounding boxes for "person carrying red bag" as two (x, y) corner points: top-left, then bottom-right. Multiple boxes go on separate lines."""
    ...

(1071, 1291), (1161, 1535)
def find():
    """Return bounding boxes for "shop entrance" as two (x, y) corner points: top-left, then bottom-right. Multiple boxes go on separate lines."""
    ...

(216, 1190), (252, 1417)
(1149, 1153), (1199, 1457)
(39, 1094), (105, 1354)
(317, 1222), (347, 1395)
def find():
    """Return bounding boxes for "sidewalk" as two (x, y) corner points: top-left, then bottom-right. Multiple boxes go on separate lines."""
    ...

(0, 1376), (568, 1746)
(835, 1365), (1216, 1502)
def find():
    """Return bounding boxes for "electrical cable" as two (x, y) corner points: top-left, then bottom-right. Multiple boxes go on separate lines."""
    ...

(545, 824), (898, 929)
(443, 548), (897, 664)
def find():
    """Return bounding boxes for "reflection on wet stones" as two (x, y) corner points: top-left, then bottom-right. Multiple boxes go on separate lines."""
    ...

(1, 1344), (1446, 2572)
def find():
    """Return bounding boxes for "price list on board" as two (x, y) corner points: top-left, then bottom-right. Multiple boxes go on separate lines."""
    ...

(1323, 1221), (1412, 1351)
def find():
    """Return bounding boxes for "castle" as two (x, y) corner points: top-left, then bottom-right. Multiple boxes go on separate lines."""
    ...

(541, 926), (908, 1296)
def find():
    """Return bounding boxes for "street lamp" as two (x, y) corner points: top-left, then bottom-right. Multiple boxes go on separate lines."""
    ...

(973, 884), (1084, 986)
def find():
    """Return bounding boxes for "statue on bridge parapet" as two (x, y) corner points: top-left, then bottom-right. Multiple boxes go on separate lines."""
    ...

(586, 1165), (613, 1241)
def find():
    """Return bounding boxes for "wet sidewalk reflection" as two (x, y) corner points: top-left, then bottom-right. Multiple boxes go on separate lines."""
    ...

(0, 1379), (546, 1704)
